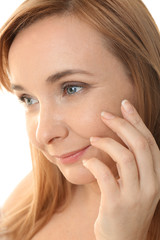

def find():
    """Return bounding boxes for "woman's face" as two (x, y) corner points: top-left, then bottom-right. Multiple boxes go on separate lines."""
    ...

(8, 15), (136, 184)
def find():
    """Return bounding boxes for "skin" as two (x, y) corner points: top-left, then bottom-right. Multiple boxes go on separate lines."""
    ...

(8, 15), (160, 240)
(8, 15), (135, 184)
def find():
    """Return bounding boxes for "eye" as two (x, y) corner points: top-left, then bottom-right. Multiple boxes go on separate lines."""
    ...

(19, 95), (39, 106)
(62, 83), (85, 96)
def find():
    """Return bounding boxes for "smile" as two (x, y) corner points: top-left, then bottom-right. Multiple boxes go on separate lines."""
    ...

(54, 145), (91, 164)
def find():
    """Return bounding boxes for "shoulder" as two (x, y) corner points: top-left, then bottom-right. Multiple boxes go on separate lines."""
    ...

(2, 171), (33, 213)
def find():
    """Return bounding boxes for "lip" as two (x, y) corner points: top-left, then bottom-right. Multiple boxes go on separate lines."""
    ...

(55, 145), (90, 164)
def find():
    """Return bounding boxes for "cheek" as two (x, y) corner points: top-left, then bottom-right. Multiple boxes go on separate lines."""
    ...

(65, 102), (118, 139)
(25, 115), (38, 146)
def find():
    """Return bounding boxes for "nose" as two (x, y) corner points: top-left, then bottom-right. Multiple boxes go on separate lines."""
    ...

(36, 106), (68, 146)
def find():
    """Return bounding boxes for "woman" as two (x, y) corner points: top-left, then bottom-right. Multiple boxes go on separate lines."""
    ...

(0, 0), (160, 239)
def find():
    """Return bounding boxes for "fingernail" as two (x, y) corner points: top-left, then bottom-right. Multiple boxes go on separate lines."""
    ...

(82, 160), (88, 166)
(90, 137), (100, 143)
(101, 112), (115, 120)
(121, 100), (134, 113)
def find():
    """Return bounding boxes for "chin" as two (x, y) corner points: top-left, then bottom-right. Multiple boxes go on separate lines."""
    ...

(66, 174), (96, 185)
(58, 163), (96, 185)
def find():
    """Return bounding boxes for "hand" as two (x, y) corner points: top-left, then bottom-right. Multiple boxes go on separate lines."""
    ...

(83, 100), (160, 240)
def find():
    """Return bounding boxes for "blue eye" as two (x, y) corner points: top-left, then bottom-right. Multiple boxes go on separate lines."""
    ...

(19, 96), (38, 106)
(63, 85), (83, 95)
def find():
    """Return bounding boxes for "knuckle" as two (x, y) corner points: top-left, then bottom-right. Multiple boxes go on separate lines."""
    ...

(132, 115), (141, 126)
(128, 198), (139, 209)
(101, 170), (112, 181)
(122, 151), (134, 164)
(145, 182), (159, 199)
(146, 135), (155, 147)
(151, 183), (159, 197)
(124, 193), (141, 209)
(135, 137), (148, 150)
(106, 199), (122, 214)
(119, 118), (127, 128)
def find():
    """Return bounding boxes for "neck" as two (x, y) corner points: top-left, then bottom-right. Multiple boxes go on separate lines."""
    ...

(73, 180), (101, 207)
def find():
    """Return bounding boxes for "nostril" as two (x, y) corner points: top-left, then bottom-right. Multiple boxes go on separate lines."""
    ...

(48, 136), (61, 144)
(35, 110), (69, 145)
(36, 120), (69, 146)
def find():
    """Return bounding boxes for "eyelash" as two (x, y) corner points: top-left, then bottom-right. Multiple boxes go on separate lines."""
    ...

(18, 82), (87, 107)
(18, 95), (38, 106)
(62, 82), (85, 96)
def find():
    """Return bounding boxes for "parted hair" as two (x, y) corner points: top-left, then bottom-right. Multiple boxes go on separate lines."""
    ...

(0, 0), (160, 239)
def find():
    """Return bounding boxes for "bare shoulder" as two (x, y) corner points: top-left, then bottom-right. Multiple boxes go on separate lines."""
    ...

(2, 171), (33, 212)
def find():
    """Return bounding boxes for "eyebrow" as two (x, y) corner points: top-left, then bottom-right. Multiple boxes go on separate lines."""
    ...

(11, 69), (93, 91)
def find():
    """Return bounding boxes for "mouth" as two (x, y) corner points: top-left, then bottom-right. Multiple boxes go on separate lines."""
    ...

(54, 145), (91, 164)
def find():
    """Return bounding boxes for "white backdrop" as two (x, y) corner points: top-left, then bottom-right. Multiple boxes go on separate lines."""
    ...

(0, 0), (160, 207)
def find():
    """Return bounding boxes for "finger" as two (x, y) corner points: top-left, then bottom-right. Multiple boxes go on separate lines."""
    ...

(121, 99), (160, 179)
(82, 158), (120, 205)
(90, 137), (139, 194)
(101, 110), (155, 190)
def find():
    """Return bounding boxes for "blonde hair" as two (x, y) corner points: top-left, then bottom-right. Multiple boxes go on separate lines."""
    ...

(0, 0), (160, 239)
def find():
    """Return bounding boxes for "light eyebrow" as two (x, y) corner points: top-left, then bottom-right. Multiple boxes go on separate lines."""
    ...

(11, 84), (25, 91)
(46, 69), (93, 84)
(10, 69), (93, 91)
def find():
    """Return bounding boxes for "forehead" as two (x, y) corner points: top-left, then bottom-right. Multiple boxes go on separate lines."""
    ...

(9, 15), (105, 61)
(8, 15), (110, 80)
(8, 14), (129, 90)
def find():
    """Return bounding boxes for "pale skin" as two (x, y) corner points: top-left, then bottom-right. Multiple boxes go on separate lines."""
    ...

(8, 15), (160, 240)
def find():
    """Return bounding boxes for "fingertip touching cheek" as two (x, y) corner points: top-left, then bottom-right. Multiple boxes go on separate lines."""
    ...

(8, 15), (136, 184)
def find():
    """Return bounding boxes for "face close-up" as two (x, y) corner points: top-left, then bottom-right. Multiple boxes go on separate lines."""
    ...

(8, 15), (136, 185)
